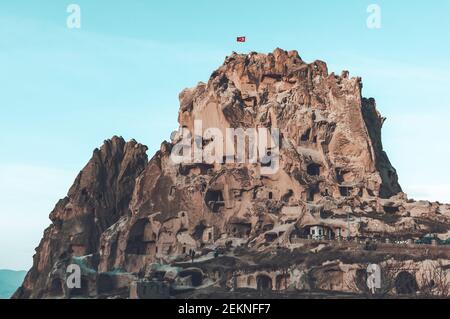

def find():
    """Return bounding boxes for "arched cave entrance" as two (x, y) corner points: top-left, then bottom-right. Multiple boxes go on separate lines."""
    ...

(179, 269), (203, 287)
(256, 274), (273, 291)
(395, 271), (418, 295)
(125, 219), (153, 255)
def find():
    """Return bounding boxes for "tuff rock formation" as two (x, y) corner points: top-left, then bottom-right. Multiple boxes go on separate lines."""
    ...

(14, 49), (450, 299)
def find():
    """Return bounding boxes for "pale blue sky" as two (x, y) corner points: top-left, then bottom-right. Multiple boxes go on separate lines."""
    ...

(1, 0), (450, 269)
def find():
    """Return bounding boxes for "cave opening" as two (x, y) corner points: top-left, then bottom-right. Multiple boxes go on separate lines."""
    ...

(395, 271), (418, 295)
(49, 278), (64, 296)
(281, 189), (294, 202)
(231, 223), (252, 238)
(256, 274), (273, 291)
(336, 168), (352, 184)
(179, 269), (203, 287)
(307, 163), (321, 176)
(97, 273), (115, 294)
(275, 273), (290, 291)
(339, 186), (353, 197)
(264, 232), (278, 242)
(384, 206), (400, 214)
(307, 186), (319, 202)
(125, 219), (154, 255)
(205, 189), (225, 213)
(300, 128), (311, 142)
(261, 151), (272, 168)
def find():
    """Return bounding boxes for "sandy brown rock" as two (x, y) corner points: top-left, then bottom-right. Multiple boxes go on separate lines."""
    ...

(13, 137), (148, 298)
(14, 49), (450, 299)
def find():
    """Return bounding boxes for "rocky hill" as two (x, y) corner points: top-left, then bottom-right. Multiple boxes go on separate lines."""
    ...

(14, 49), (450, 299)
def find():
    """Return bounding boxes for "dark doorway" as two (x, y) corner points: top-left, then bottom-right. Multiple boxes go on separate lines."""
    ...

(395, 271), (418, 295)
(204, 190), (225, 213)
(179, 269), (203, 287)
(256, 274), (273, 291)
(355, 269), (368, 292)
(275, 274), (290, 290)
(49, 278), (64, 296)
(384, 206), (400, 214)
(307, 185), (319, 202)
(300, 128), (311, 142)
(307, 163), (321, 176)
(339, 186), (353, 197)
(126, 219), (152, 255)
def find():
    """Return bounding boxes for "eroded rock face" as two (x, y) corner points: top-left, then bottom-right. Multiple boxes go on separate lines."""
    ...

(13, 137), (148, 298)
(14, 49), (450, 299)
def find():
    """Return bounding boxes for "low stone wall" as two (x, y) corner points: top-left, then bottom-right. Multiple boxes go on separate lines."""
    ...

(289, 238), (450, 258)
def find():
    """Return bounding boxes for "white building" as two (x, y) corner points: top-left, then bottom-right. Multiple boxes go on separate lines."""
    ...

(309, 225), (334, 240)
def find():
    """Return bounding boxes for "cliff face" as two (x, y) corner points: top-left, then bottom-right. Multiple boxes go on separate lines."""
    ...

(177, 49), (401, 198)
(14, 49), (450, 299)
(14, 137), (148, 298)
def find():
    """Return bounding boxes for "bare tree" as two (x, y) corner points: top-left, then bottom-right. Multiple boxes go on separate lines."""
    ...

(345, 267), (370, 296)
(418, 262), (450, 298)
(346, 260), (415, 298)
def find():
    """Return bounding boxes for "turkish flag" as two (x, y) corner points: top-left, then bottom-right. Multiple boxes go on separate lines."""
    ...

(237, 36), (246, 42)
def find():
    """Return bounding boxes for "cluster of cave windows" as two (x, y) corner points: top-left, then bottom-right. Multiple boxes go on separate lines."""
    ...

(252, 190), (275, 200)
(231, 223), (252, 238)
(206, 188), (276, 212)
